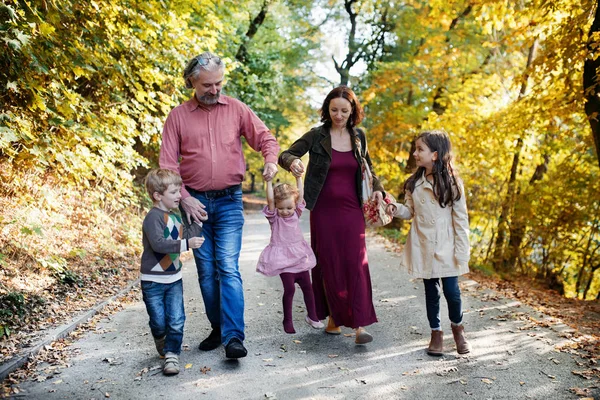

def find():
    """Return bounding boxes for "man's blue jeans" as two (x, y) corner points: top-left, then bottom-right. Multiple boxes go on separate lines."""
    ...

(423, 276), (463, 330)
(141, 279), (185, 354)
(191, 188), (245, 346)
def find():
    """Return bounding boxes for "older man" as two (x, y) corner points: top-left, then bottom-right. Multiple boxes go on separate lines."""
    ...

(159, 52), (279, 359)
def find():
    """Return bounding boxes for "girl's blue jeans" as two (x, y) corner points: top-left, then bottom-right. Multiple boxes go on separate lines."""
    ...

(141, 279), (185, 355)
(423, 276), (463, 330)
(191, 189), (245, 346)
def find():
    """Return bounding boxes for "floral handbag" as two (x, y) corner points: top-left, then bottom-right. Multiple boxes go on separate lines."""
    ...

(361, 158), (393, 228)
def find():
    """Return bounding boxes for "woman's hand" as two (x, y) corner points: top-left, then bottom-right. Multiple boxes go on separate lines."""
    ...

(371, 190), (384, 205)
(290, 159), (305, 177)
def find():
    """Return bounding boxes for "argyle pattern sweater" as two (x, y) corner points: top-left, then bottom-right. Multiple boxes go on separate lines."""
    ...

(141, 207), (202, 277)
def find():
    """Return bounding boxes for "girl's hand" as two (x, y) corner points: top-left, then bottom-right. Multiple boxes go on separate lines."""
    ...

(386, 203), (397, 217)
(188, 236), (205, 249)
(290, 159), (305, 177)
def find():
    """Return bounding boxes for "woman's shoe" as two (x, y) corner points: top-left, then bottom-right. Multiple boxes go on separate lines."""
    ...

(305, 315), (325, 329)
(355, 327), (373, 344)
(325, 316), (341, 335)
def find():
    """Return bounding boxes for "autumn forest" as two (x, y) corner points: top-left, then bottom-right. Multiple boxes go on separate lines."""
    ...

(1, 0), (599, 341)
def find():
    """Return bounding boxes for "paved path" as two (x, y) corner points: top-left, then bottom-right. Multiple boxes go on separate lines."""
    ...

(14, 211), (592, 399)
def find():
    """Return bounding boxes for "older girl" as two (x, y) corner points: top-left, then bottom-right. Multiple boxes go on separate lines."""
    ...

(387, 130), (471, 356)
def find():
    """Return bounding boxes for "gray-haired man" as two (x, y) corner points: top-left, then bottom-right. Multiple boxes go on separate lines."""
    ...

(159, 52), (280, 359)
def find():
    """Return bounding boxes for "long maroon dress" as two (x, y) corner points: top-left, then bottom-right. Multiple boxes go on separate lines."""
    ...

(310, 149), (377, 328)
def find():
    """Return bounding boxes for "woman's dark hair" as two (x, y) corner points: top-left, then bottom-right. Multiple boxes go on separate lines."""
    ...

(319, 86), (364, 129)
(404, 130), (462, 208)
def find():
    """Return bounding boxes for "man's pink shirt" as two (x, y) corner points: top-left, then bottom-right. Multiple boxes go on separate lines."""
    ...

(159, 95), (280, 199)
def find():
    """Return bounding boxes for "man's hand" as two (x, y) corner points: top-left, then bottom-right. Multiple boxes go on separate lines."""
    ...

(181, 196), (208, 224)
(290, 159), (305, 178)
(188, 236), (205, 249)
(263, 162), (278, 182)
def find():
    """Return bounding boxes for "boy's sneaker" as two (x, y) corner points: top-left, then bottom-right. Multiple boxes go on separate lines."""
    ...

(154, 336), (166, 358)
(163, 352), (180, 375)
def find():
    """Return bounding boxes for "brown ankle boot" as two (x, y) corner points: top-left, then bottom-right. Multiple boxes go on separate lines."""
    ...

(427, 330), (443, 356)
(451, 324), (471, 354)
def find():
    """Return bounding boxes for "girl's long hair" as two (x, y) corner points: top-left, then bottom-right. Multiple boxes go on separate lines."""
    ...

(404, 130), (462, 208)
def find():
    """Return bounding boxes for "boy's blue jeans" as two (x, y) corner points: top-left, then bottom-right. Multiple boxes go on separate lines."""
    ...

(423, 276), (463, 330)
(191, 188), (245, 346)
(141, 279), (185, 355)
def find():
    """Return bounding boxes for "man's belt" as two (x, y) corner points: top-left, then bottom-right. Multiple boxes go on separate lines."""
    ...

(186, 184), (242, 199)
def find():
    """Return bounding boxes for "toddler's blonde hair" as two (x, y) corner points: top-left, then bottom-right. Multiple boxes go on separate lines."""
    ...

(273, 183), (299, 206)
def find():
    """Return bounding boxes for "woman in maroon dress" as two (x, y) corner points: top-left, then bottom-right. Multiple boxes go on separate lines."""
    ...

(278, 86), (386, 344)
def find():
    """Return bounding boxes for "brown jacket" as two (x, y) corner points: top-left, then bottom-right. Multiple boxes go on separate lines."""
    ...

(278, 124), (384, 210)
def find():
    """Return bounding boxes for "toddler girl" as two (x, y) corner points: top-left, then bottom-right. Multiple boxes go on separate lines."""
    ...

(257, 176), (324, 333)
(387, 130), (471, 356)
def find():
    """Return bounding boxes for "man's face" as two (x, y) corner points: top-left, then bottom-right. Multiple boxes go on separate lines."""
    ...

(190, 68), (224, 105)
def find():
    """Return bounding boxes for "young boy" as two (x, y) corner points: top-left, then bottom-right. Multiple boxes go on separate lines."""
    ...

(141, 169), (204, 375)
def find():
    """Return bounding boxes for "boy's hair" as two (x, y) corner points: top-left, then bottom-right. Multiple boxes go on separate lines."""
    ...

(404, 130), (462, 208)
(145, 169), (182, 200)
(273, 183), (299, 206)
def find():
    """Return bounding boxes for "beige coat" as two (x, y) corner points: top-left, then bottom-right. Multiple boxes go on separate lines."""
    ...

(391, 176), (470, 279)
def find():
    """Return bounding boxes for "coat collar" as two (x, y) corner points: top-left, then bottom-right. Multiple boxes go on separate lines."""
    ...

(416, 175), (435, 192)
(316, 124), (362, 161)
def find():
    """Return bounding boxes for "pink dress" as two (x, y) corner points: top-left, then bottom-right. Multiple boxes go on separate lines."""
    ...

(256, 200), (317, 277)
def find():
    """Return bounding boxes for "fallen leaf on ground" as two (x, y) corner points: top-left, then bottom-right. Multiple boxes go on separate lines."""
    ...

(328, 354), (339, 358)
(200, 366), (210, 374)
(185, 363), (193, 369)
(292, 340), (302, 344)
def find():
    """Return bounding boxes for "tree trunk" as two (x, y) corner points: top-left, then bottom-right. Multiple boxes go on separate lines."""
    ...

(333, 0), (393, 86)
(583, 265), (599, 299)
(506, 153), (549, 269)
(584, 0), (600, 169)
(236, 0), (271, 63)
(492, 138), (523, 271)
(493, 39), (538, 272)
(250, 173), (256, 193)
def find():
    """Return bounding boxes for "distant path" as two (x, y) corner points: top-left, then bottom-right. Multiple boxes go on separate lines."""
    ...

(13, 211), (592, 399)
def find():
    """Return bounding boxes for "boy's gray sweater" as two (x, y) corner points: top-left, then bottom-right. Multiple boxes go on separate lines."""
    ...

(141, 207), (202, 276)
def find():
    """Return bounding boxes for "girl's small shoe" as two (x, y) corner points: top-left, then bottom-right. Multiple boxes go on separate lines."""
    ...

(305, 315), (324, 329)
(283, 319), (296, 334)
(325, 316), (341, 335)
(355, 327), (373, 344)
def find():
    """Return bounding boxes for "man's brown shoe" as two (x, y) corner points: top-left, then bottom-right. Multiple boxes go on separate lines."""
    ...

(427, 330), (444, 356)
(451, 324), (471, 354)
